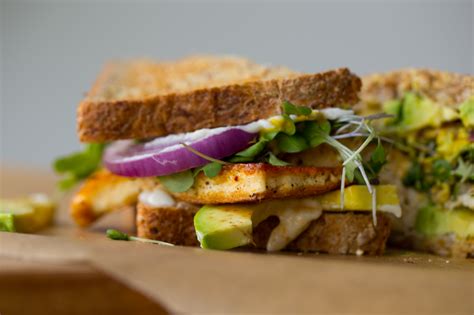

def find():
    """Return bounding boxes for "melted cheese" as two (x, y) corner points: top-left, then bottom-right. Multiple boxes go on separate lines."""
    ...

(251, 199), (323, 251)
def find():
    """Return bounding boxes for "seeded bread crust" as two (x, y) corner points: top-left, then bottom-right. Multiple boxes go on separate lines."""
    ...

(359, 68), (473, 111)
(78, 56), (361, 142)
(136, 202), (391, 255)
(137, 202), (199, 246)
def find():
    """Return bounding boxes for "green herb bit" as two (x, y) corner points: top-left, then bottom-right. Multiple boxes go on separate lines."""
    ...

(303, 120), (331, 147)
(281, 101), (312, 116)
(403, 162), (432, 191)
(432, 159), (452, 181)
(158, 170), (195, 193)
(268, 153), (290, 166)
(276, 133), (309, 153)
(228, 156), (254, 163)
(234, 140), (267, 158)
(260, 131), (279, 141)
(106, 229), (174, 246)
(193, 162), (223, 178)
(202, 162), (223, 178)
(53, 143), (105, 191)
(0, 213), (15, 232)
(106, 229), (130, 240)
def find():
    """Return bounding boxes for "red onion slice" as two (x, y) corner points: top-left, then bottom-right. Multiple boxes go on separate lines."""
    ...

(103, 128), (257, 177)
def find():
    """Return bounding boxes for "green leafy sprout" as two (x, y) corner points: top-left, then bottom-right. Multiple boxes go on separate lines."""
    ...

(106, 229), (174, 246)
(0, 213), (15, 232)
(53, 143), (105, 190)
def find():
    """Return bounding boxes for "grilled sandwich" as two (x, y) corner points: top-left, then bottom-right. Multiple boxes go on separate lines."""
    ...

(55, 56), (401, 255)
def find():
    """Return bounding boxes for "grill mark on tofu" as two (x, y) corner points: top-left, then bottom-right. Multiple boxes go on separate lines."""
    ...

(170, 163), (342, 204)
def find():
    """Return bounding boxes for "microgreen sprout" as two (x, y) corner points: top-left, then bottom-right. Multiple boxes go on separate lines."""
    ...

(106, 229), (174, 246)
(314, 111), (390, 225)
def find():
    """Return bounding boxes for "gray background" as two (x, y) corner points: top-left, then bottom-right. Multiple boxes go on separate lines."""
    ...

(1, 0), (473, 168)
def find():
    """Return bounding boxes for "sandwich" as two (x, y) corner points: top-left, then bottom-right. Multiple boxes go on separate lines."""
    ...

(55, 56), (401, 255)
(358, 69), (473, 257)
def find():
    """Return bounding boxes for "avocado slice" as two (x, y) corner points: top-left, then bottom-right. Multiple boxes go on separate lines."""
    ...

(0, 194), (55, 233)
(194, 205), (253, 250)
(459, 97), (474, 127)
(194, 185), (402, 250)
(415, 206), (474, 238)
(383, 92), (459, 133)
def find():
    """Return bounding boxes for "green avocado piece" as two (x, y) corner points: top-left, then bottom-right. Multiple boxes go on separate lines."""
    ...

(459, 97), (474, 127)
(194, 205), (253, 250)
(415, 206), (474, 238)
(0, 213), (15, 232)
(383, 92), (459, 133)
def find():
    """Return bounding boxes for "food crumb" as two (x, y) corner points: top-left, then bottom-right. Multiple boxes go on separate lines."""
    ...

(355, 249), (364, 256)
(428, 259), (432, 263)
(403, 257), (415, 264)
(446, 260), (450, 264)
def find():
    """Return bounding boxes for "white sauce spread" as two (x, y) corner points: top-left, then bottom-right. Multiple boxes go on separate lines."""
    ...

(117, 108), (354, 162)
(139, 188), (176, 207)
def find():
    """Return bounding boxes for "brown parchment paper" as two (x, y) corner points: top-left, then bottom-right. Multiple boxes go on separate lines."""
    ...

(1, 165), (473, 314)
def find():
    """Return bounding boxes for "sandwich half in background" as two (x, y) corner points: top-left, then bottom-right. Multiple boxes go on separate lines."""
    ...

(55, 56), (401, 255)
(358, 69), (473, 257)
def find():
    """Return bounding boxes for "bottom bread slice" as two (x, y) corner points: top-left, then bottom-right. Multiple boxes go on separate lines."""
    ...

(136, 202), (391, 255)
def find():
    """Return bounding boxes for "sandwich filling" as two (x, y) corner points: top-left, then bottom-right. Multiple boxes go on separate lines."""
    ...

(380, 93), (473, 242)
(56, 101), (399, 252)
(140, 185), (400, 251)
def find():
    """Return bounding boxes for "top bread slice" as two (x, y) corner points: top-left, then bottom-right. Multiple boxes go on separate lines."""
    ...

(77, 55), (361, 142)
(360, 68), (473, 110)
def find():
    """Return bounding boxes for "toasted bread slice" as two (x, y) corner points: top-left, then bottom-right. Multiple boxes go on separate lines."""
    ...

(167, 163), (342, 204)
(78, 56), (361, 142)
(70, 169), (152, 227)
(136, 202), (391, 255)
(359, 68), (473, 112)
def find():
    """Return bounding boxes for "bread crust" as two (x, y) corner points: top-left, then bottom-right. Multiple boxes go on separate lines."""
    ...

(253, 213), (390, 255)
(136, 202), (391, 255)
(77, 57), (361, 142)
(136, 202), (200, 246)
(360, 68), (473, 110)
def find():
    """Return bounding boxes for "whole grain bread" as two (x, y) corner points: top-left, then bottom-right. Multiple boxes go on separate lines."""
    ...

(78, 56), (361, 142)
(359, 68), (473, 113)
(136, 202), (391, 255)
